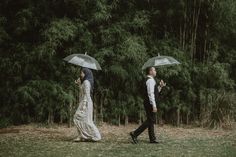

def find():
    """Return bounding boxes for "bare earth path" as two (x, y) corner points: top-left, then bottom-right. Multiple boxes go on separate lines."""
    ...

(0, 123), (236, 157)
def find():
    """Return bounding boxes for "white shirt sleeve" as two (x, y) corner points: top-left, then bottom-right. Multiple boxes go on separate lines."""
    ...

(146, 79), (156, 107)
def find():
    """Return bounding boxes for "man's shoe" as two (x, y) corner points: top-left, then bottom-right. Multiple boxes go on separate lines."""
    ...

(150, 140), (159, 144)
(130, 132), (138, 144)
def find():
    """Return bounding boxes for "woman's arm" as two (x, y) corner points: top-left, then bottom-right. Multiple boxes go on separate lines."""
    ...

(84, 80), (91, 101)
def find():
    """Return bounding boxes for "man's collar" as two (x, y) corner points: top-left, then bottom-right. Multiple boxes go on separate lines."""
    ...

(147, 75), (154, 79)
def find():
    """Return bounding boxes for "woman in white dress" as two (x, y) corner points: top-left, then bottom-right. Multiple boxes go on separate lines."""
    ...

(73, 67), (101, 142)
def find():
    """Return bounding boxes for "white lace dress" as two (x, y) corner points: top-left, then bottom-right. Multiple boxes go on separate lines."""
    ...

(73, 80), (101, 141)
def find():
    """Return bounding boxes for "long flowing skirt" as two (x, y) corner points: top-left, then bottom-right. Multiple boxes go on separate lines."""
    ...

(73, 101), (101, 141)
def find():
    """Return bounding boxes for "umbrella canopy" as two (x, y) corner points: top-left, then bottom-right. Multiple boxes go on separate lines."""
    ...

(142, 55), (180, 70)
(63, 53), (102, 70)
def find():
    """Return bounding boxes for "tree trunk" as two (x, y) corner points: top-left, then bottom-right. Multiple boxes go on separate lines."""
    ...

(68, 101), (72, 128)
(47, 111), (50, 124)
(118, 114), (121, 126)
(177, 107), (180, 127)
(48, 110), (54, 125)
(93, 96), (97, 123)
(139, 108), (142, 125)
(186, 111), (190, 125)
(51, 113), (54, 124)
(159, 112), (163, 125)
(60, 111), (63, 124)
(125, 115), (129, 126)
(183, 0), (187, 50)
(100, 93), (104, 123)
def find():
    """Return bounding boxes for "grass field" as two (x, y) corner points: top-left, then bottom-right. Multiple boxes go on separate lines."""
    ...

(0, 123), (236, 157)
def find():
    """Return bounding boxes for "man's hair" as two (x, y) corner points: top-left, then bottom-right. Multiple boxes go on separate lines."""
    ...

(146, 67), (154, 75)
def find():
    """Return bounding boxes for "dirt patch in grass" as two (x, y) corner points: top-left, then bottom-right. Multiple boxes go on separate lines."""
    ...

(1, 123), (235, 141)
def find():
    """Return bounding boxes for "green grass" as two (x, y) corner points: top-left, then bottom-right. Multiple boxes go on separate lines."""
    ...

(0, 124), (236, 157)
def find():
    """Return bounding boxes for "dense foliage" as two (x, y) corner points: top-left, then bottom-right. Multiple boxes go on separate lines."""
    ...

(0, 0), (235, 128)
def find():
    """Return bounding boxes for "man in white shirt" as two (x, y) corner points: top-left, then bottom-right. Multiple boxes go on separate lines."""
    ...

(130, 66), (166, 144)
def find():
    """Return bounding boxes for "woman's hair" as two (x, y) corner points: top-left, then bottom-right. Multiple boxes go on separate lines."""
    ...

(81, 67), (94, 94)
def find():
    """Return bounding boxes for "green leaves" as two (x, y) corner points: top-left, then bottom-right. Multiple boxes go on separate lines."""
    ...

(93, 0), (112, 23)
(109, 64), (128, 80)
(193, 63), (235, 89)
(0, 16), (9, 44)
(0, 0), (236, 127)
(14, 80), (75, 123)
(199, 89), (236, 128)
(131, 10), (150, 30)
(14, 7), (35, 35)
(43, 18), (77, 47)
(118, 36), (148, 62)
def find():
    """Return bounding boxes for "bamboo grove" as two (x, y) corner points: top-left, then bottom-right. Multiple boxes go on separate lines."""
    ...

(0, 0), (235, 128)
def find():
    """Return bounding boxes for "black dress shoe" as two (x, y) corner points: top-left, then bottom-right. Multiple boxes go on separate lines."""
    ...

(150, 140), (159, 144)
(130, 132), (138, 144)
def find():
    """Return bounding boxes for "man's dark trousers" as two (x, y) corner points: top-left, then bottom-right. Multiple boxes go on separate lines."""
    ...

(133, 102), (156, 142)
